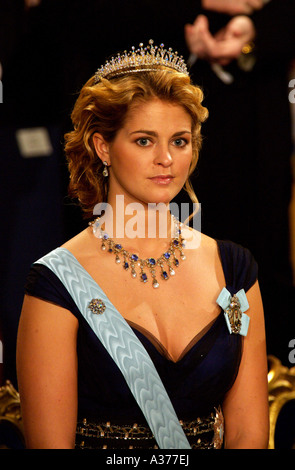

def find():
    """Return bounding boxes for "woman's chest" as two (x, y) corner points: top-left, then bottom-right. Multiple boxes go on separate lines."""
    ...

(73, 234), (225, 361)
(89, 262), (223, 361)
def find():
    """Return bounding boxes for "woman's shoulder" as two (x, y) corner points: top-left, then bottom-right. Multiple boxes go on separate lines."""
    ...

(185, 228), (258, 292)
(61, 226), (98, 262)
(214, 237), (258, 270)
(24, 228), (94, 315)
(194, 229), (257, 267)
(215, 237), (258, 293)
(181, 227), (218, 258)
(62, 226), (92, 253)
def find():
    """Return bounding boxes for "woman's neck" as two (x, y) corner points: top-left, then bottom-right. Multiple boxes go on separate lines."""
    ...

(94, 195), (176, 257)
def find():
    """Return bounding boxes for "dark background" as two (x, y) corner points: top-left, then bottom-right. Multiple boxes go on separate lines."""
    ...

(0, 0), (295, 387)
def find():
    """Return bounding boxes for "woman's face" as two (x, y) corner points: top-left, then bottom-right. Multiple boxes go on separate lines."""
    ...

(94, 98), (193, 207)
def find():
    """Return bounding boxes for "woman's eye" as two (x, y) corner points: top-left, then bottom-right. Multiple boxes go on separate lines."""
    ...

(136, 138), (151, 147)
(173, 138), (187, 147)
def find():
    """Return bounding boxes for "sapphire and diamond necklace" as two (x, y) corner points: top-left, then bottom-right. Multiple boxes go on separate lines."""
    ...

(90, 216), (186, 288)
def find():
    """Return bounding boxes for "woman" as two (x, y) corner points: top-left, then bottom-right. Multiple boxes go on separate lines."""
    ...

(16, 41), (269, 449)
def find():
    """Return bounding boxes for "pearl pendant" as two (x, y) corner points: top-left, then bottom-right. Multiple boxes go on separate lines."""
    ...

(152, 279), (159, 288)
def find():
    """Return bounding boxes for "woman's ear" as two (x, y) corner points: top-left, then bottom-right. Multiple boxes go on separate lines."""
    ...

(93, 133), (110, 165)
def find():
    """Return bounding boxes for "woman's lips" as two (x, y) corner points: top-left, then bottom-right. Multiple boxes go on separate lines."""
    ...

(149, 175), (174, 185)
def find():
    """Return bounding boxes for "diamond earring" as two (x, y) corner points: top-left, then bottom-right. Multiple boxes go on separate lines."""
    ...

(102, 161), (109, 177)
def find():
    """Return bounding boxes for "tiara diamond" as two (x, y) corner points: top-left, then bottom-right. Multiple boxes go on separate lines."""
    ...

(94, 40), (189, 83)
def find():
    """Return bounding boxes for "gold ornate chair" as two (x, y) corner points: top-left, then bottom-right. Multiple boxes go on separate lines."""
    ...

(0, 380), (25, 449)
(268, 355), (295, 449)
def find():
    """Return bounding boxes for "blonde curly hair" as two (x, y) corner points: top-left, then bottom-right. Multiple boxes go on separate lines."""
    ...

(64, 69), (208, 218)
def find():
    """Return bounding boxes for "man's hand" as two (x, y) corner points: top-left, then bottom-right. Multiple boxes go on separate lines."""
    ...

(185, 15), (255, 66)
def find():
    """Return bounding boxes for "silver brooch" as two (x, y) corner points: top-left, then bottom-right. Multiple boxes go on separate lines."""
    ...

(216, 287), (250, 336)
(88, 298), (106, 315)
(224, 294), (243, 334)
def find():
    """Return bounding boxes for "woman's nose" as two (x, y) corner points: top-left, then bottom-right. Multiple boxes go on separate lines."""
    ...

(154, 144), (173, 167)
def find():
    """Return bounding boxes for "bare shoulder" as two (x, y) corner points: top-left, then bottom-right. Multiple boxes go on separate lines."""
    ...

(181, 226), (225, 286)
(199, 231), (219, 255)
(62, 226), (96, 260)
(182, 225), (219, 260)
(62, 227), (90, 252)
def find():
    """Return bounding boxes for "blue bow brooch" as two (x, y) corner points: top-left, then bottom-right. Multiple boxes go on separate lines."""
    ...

(216, 288), (250, 336)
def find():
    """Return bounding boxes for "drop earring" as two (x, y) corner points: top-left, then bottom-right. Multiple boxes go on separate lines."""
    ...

(102, 161), (109, 177)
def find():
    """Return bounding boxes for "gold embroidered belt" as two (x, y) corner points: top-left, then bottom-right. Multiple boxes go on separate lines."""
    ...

(75, 407), (224, 450)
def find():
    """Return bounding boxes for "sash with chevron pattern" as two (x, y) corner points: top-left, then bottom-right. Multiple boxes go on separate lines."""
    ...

(35, 247), (191, 449)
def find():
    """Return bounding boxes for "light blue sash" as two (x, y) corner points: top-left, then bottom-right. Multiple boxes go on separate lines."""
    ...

(36, 247), (191, 449)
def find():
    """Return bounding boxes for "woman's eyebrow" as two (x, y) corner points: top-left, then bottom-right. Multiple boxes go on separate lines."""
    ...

(172, 131), (192, 137)
(129, 130), (157, 136)
(129, 130), (191, 136)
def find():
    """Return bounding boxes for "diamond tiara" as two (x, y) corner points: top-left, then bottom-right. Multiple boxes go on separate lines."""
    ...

(94, 39), (189, 83)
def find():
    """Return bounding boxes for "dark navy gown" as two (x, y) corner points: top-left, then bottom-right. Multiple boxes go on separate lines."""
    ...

(24, 239), (258, 449)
